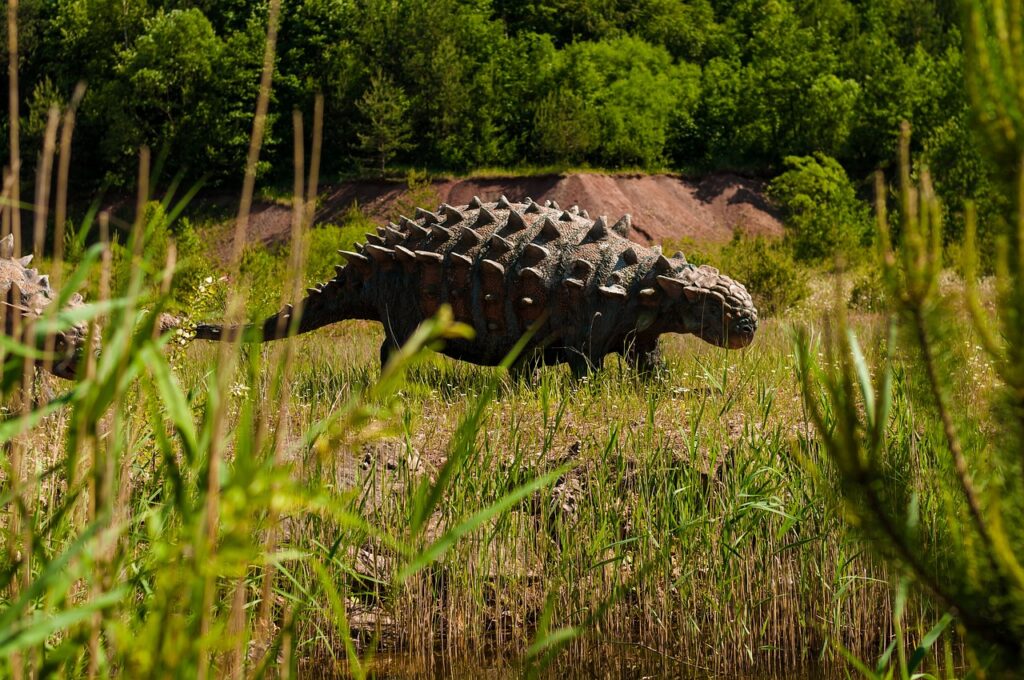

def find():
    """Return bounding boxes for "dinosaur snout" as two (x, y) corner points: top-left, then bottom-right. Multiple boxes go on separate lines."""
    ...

(724, 311), (757, 349)
(726, 319), (756, 348)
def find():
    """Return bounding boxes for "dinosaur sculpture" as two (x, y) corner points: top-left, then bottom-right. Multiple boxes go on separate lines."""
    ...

(0, 234), (88, 379)
(194, 197), (758, 375)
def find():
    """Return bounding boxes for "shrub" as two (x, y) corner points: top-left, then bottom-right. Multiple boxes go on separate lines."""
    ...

(847, 268), (888, 312)
(768, 153), (872, 263)
(719, 233), (808, 316)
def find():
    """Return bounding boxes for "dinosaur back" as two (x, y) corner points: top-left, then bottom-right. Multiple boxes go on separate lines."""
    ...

(333, 197), (687, 363)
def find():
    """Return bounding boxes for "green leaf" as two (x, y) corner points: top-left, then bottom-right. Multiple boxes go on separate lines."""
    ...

(907, 613), (953, 673)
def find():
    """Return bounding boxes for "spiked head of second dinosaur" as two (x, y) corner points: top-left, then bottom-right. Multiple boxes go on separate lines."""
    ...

(0, 234), (88, 379)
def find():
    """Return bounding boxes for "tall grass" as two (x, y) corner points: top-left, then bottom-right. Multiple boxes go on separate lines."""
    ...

(0, 2), (998, 678)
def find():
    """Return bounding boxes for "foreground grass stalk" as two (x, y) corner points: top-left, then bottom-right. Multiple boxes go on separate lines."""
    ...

(6, 0), (20, 252)
(230, 0), (282, 268)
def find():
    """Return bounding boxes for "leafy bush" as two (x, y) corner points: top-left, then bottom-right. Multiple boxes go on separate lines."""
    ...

(768, 153), (872, 262)
(719, 233), (808, 317)
(847, 268), (888, 313)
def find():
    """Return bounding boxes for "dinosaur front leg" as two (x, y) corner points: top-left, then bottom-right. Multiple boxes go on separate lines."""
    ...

(625, 336), (666, 378)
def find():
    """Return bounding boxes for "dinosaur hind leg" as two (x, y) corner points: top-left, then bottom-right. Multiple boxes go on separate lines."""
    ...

(379, 330), (404, 370)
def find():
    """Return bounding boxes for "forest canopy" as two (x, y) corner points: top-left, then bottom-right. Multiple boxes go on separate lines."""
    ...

(2, 0), (986, 218)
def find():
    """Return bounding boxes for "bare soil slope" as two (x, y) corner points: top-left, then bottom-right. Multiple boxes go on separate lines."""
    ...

(214, 172), (782, 256)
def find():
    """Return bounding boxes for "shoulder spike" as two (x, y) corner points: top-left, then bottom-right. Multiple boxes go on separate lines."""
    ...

(441, 204), (465, 225)
(598, 284), (627, 300)
(587, 216), (608, 240)
(540, 217), (560, 240)
(416, 207), (440, 224)
(17, 255), (32, 266)
(489, 234), (512, 254)
(365, 233), (385, 246)
(365, 244), (395, 262)
(639, 287), (658, 303)
(482, 259), (505, 276)
(431, 225), (453, 239)
(469, 196), (483, 209)
(507, 209), (527, 232)
(399, 216), (417, 230)
(524, 243), (549, 262)
(612, 214), (632, 236)
(563, 278), (585, 290)
(581, 209), (590, 219)
(385, 226), (406, 244)
(623, 247), (639, 265)
(376, 226), (386, 236)
(496, 195), (511, 210)
(411, 224), (431, 239)
(672, 250), (688, 264)
(307, 286), (322, 295)
(475, 207), (497, 228)
(519, 267), (544, 281)
(340, 250), (370, 265)
(458, 227), (483, 248)
(525, 199), (542, 214)
(334, 264), (345, 276)
(654, 254), (672, 272)
(395, 245), (417, 262)
(569, 205), (579, 215)
(0, 234), (13, 259)
(559, 210), (574, 222)
(519, 297), (535, 306)
(450, 252), (473, 267)
(415, 250), (444, 264)
(572, 259), (595, 278)
(657, 275), (695, 300)
(38, 275), (49, 289)
(544, 199), (560, 210)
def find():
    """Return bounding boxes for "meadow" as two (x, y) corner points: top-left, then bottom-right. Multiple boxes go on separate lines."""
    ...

(0, 248), (973, 677)
(6, 1), (1024, 677)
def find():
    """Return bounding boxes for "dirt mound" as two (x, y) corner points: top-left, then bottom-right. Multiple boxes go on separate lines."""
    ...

(213, 172), (782, 257)
(432, 173), (782, 244)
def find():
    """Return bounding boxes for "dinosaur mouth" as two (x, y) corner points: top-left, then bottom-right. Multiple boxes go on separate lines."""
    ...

(726, 331), (755, 349)
(724, 317), (757, 349)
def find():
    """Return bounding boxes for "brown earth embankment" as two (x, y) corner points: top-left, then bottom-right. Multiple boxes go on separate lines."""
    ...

(216, 172), (783, 256)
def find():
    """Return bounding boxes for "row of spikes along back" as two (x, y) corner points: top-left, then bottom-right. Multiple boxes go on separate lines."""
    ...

(309, 195), (717, 340)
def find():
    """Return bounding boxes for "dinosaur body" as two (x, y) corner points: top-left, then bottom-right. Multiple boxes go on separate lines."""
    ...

(195, 197), (758, 375)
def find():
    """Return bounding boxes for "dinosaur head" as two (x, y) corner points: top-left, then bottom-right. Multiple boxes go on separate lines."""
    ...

(655, 264), (758, 349)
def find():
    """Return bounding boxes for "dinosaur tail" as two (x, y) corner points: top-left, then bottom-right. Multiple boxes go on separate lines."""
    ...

(193, 275), (360, 343)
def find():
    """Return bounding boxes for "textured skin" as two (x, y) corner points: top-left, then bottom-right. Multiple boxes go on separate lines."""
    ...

(0, 234), (88, 379)
(195, 197), (759, 375)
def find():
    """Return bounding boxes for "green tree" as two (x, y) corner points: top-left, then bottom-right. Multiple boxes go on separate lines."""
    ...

(355, 71), (413, 176)
(532, 90), (599, 165)
(553, 36), (698, 167)
(769, 153), (871, 261)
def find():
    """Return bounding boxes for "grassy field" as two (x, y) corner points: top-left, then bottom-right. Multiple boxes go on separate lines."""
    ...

(0, 256), (975, 677)
(7, 3), (1019, 674)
